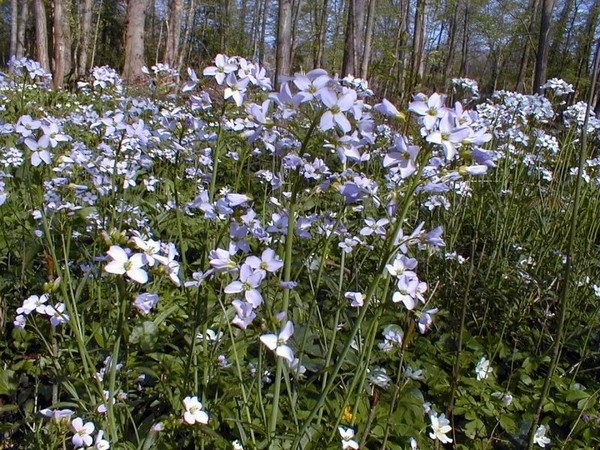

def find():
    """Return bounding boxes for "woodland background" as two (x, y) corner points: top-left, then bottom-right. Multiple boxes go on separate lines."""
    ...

(1, 0), (599, 105)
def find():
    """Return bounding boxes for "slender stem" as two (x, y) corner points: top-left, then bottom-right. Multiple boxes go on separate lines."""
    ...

(526, 39), (600, 450)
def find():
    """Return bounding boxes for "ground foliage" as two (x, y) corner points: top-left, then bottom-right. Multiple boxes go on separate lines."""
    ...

(0, 57), (599, 449)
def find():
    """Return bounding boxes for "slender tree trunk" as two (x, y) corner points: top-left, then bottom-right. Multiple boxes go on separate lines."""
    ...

(443, 0), (460, 79)
(123, 0), (149, 85)
(17, 0), (29, 58)
(573, 1), (599, 101)
(33, 0), (50, 72)
(275, 0), (293, 87)
(290, 0), (304, 69)
(533, 0), (556, 94)
(458, 1), (469, 77)
(220, 0), (230, 53)
(53, 0), (67, 88)
(89, 0), (103, 71)
(410, 0), (426, 87)
(515, 0), (540, 92)
(360, 0), (376, 79)
(314, 0), (328, 68)
(548, 0), (573, 78)
(164, 0), (183, 66)
(177, 0), (195, 69)
(342, 0), (355, 76)
(10, 0), (18, 58)
(258, 0), (270, 64)
(77, 0), (93, 77)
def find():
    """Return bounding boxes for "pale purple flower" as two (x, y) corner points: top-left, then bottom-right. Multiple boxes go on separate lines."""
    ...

(203, 54), (237, 85)
(209, 247), (237, 272)
(45, 303), (69, 327)
(360, 217), (389, 237)
(40, 408), (74, 420)
(24, 136), (51, 167)
(418, 308), (438, 334)
(426, 115), (471, 161)
(319, 88), (357, 133)
(224, 73), (250, 107)
(15, 115), (41, 137)
(133, 293), (159, 314)
(39, 120), (69, 148)
(409, 92), (447, 130)
(374, 98), (404, 119)
(260, 320), (295, 362)
(345, 291), (365, 307)
(245, 248), (283, 273)
(224, 264), (266, 307)
(232, 299), (256, 329)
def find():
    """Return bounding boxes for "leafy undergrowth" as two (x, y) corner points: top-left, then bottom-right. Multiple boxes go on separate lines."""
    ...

(0, 56), (599, 449)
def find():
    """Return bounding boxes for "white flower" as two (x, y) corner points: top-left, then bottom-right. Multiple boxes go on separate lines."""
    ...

(183, 396), (209, 425)
(71, 417), (95, 448)
(429, 412), (452, 444)
(475, 357), (493, 380)
(260, 320), (294, 362)
(104, 245), (148, 284)
(534, 425), (551, 448)
(338, 426), (359, 449)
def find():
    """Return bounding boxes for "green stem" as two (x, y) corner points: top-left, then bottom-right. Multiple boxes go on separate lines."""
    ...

(526, 41), (600, 450)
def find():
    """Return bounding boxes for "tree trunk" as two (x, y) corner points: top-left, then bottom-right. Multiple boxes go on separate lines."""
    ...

(164, 0), (183, 66)
(290, 0), (304, 70)
(89, 0), (103, 71)
(515, 0), (539, 92)
(342, 0), (355, 76)
(443, 0), (460, 79)
(10, 0), (18, 58)
(275, 0), (293, 87)
(77, 0), (93, 78)
(123, 0), (148, 85)
(17, 0), (29, 58)
(573, 0), (599, 101)
(33, 0), (50, 72)
(360, 0), (376, 79)
(53, 0), (67, 88)
(548, 0), (573, 78)
(177, 0), (195, 69)
(314, 0), (328, 68)
(533, 0), (556, 94)
(458, 0), (469, 77)
(410, 0), (426, 86)
(342, 0), (366, 77)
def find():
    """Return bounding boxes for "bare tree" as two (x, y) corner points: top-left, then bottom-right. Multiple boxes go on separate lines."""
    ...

(164, 0), (183, 66)
(275, 0), (293, 87)
(342, 0), (366, 77)
(17, 0), (29, 58)
(410, 0), (427, 86)
(123, 0), (149, 85)
(77, 0), (93, 78)
(33, 0), (50, 72)
(515, 0), (540, 92)
(10, 0), (18, 58)
(533, 0), (556, 94)
(314, 0), (328, 68)
(458, 0), (469, 77)
(177, 0), (195, 69)
(443, 0), (460, 79)
(360, 0), (377, 79)
(53, 0), (68, 88)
